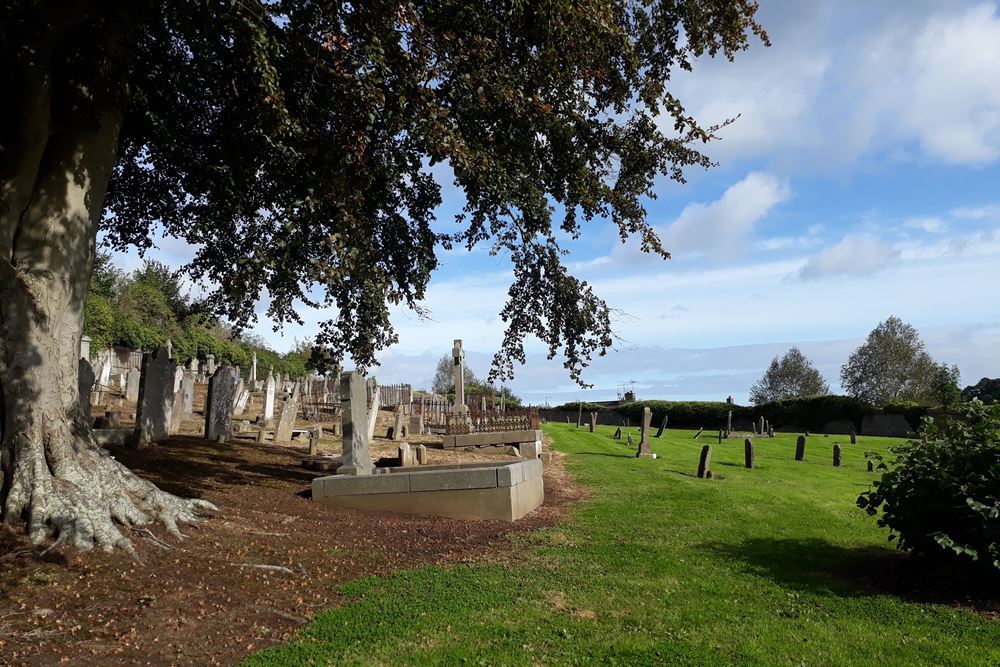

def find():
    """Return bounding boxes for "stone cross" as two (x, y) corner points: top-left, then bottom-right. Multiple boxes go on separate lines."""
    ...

(451, 339), (468, 414)
(636, 407), (654, 458)
(338, 371), (373, 475)
(204, 366), (238, 442)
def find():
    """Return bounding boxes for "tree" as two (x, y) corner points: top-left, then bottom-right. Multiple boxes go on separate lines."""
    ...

(928, 363), (961, 411)
(1, 2), (765, 552)
(840, 317), (938, 406)
(748, 347), (829, 405)
(962, 378), (1000, 405)
(431, 354), (479, 395)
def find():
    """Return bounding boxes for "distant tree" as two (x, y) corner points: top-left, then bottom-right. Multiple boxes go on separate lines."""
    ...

(749, 347), (829, 405)
(131, 260), (190, 318)
(431, 354), (479, 394)
(840, 316), (937, 406)
(928, 363), (962, 411)
(962, 378), (1000, 405)
(90, 251), (123, 300)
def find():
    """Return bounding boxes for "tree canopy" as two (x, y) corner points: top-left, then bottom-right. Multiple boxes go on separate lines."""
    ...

(7, 0), (767, 386)
(840, 316), (940, 406)
(748, 347), (829, 405)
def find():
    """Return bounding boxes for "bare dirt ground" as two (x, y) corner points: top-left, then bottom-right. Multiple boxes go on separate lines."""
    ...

(0, 402), (583, 666)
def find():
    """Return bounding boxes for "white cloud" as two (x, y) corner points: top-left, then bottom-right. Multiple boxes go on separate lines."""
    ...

(659, 172), (789, 258)
(799, 234), (899, 280)
(902, 216), (947, 234)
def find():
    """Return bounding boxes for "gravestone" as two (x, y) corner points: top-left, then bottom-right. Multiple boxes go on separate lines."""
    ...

(415, 444), (428, 465)
(274, 383), (300, 442)
(249, 350), (257, 384)
(626, 433), (633, 447)
(767, 426), (774, 438)
(182, 371), (195, 415)
(636, 407), (654, 458)
(589, 412), (597, 433)
(234, 388), (251, 415)
(80, 334), (91, 361)
(577, 403), (582, 429)
(744, 438), (755, 469)
(125, 367), (141, 402)
(718, 429), (723, 444)
(173, 367), (184, 393)
(204, 366), (239, 443)
(867, 460), (875, 472)
(655, 414), (667, 438)
(338, 371), (373, 475)
(451, 340), (469, 416)
(398, 442), (416, 467)
(168, 388), (186, 435)
(833, 443), (842, 467)
(795, 435), (806, 461)
(78, 358), (95, 418)
(759, 416), (765, 434)
(693, 427), (703, 439)
(393, 406), (405, 441)
(850, 429), (857, 445)
(613, 427), (622, 440)
(726, 410), (732, 434)
(206, 353), (216, 375)
(697, 445), (713, 478)
(136, 347), (176, 445)
(263, 370), (276, 422)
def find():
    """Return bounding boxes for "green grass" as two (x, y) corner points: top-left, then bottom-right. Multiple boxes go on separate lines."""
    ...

(245, 425), (999, 666)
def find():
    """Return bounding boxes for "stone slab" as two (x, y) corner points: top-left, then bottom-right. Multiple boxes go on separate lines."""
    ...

(439, 429), (543, 449)
(407, 467), (499, 492)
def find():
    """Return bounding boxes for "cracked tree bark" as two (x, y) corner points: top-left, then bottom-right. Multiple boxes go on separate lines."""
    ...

(0, 17), (215, 556)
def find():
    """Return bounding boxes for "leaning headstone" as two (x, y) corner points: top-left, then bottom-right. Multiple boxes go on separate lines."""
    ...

(204, 366), (239, 443)
(693, 427), (703, 439)
(393, 407), (405, 441)
(263, 370), (276, 422)
(833, 443), (842, 467)
(125, 367), (142, 402)
(234, 388), (251, 415)
(795, 435), (806, 461)
(589, 412), (597, 433)
(613, 427), (622, 440)
(338, 371), (373, 475)
(274, 384), (300, 442)
(655, 414), (667, 438)
(78, 358), (95, 418)
(136, 348), (176, 445)
(697, 445), (713, 478)
(636, 407), (654, 458)
(745, 438), (755, 468)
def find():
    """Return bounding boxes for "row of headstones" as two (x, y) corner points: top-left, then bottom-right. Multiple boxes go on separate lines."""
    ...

(696, 434), (867, 479)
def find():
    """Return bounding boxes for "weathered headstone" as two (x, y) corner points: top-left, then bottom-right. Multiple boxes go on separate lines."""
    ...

(613, 427), (622, 440)
(182, 371), (195, 415)
(758, 416), (765, 434)
(451, 340), (469, 415)
(867, 460), (875, 472)
(263, 370), (276, 422)
(718, 429), (723, 444)
(833, 443), (842, 467)
(697, 445), (713, 478)
(636, 407), (654, 458)
(850, 429), (857, 445)
(125, 367), (141, 402)
(136, 347), (176, 445)
(398, 442), (416, 467)
(589, 412), (597, 433)
(415, 443), (428, 465)
(168, 388), (186, 435)
(80, 334), (92, 361)
(795, 435), (806, 461)
(655, 414), (667, 438)
(393, 406), (405, 441)
(767, 426), (774, 438)
(693, 427), (703, 439)
(274, 383), (300, 442)
(626, 433), (633, 447)
(234, 388), (251, 415)
(79, 358), (95, 418)
(206, 353), (216, 375)
(338, 371), (373, 475)
(204, 366), (238, 443)
(726, 410), (732, 434)
(744, 438), (755, 468)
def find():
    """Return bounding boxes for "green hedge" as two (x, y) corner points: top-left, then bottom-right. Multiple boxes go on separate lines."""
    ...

(617, 401), (750, 428)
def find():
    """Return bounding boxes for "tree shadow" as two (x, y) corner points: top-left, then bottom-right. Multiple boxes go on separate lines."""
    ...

(700, 537), (1000, 611)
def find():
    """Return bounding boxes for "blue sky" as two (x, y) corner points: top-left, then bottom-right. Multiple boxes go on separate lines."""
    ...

(118, 1), (1000, 405)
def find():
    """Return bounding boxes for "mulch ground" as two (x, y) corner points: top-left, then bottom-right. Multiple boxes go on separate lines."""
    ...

(0, 434), (584, 666)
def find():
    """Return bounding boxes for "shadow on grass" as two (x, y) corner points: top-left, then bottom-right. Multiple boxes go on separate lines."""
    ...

(701, 537), (1000, 611)
(573, 451), (635, 459)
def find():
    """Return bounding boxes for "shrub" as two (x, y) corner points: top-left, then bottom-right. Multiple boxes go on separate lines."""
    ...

(857, 400), (1000, 575)
(757, 395), (868, 433)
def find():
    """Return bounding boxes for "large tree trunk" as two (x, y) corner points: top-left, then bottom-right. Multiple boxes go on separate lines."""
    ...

(0, 20), (215, 556)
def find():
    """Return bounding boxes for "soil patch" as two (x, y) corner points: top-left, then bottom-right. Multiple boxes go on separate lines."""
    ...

(0, 436), (583, 666)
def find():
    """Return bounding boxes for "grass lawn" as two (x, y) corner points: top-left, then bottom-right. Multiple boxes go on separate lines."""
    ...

(245, 424), (999, 666)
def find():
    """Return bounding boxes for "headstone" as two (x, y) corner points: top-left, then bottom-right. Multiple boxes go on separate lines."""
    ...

(655, 414), (667, 438)
(234, 388), (251, 415)
(850, 429), (857, 445)
(274, 383), (300, 442)
(693, 427), (703, 439)
(168, 388), (186, 435)
(718, 429), (723, 444)
(182, 371), (195, 415)
(256, 429), (266, 443)
(626, 433), (633, 447)
(759, 416), (765, 434)
(204, 366), (238, 443)
(697, 445), (712, 478)
(125, 367), (141, 402)
(576, 403), (582, 429)
(589, 412), (597, 433)
(393, 406), (405, 441)
(165, 339), (172, 359)
(338, 371), (373, 475)
(398, 443), (416, 467)
(105, 410), (121, 428)
(726, 410), (732, 434)
(206, 353), (216, 375)
(188, 358), (198, 373)
(636, 407), (653, 458)
(867, 460), (875, 472)
(613, 427), (622, 440)
(415, 444), (428, 465)
(451, 340), (469, 415)
(80, 335), (91, 361)
(795, 435), (806, 461)
(366, 381), (380, 441)
(767, 426), (774, 438)
(833, 443), (842, 467)
(263, 370), (276, 422)
(250, 350), (258, 384)
(78, 358), (95, 418)
(744, 438), (755, 469)
(172, 367), (184, 393)
(136, 347), (176, 445)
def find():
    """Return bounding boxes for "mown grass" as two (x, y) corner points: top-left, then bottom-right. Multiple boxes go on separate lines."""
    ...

(245, 425), (999, 666)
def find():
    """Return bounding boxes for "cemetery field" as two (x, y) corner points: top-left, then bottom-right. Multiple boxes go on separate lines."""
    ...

(247, 425), (999, 666)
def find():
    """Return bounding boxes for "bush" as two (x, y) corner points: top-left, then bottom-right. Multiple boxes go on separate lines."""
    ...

(757, 395), (868, 433)
(617, 401), (748, 429)
(857, 400), (1000, 575)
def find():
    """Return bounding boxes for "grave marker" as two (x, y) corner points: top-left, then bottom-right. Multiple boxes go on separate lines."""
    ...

(744, 438), (755, 469)
(636, 407), (654, 458)
(204, 365), (238, 443)
(136, 348), (176, 445)
(697, 445), (712, 478)
(655, 414), (667, 438)
(338, 371), (373, 475)
(833, 443), (842, 467)
(795, 435), (806, 461)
